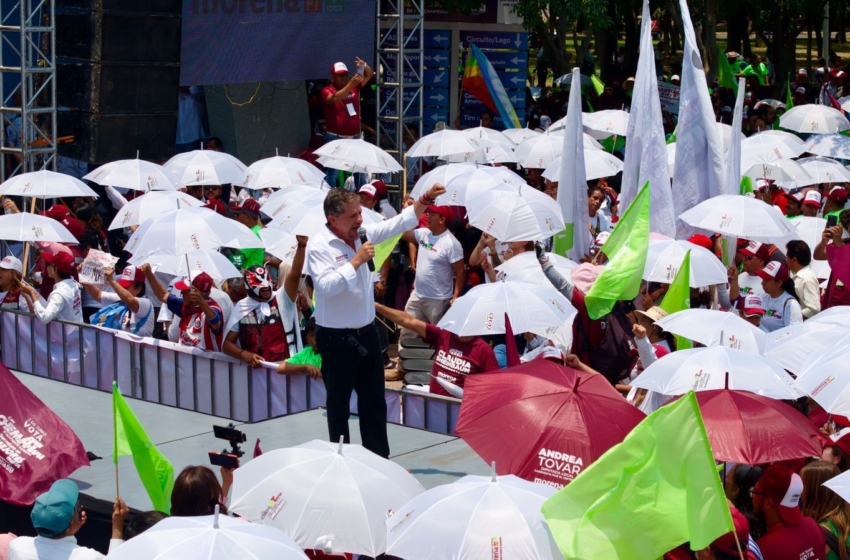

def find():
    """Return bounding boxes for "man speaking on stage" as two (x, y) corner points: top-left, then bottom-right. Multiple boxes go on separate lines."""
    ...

(307, 184), (446, 457)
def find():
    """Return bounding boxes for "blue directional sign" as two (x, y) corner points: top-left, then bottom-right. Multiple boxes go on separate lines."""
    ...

(424, 89), (450, 107)
(383, 50), (452, 70)
(424, 107), (449, 125)
(462, 91), (526, 110)
(459, 110), (526, 131)
(424, 68), (449, 87)
(480, 51), (528, 71)
(381, 29), (451, 50)
(496, 70), (527, 90)
(460, 31), (528, 51)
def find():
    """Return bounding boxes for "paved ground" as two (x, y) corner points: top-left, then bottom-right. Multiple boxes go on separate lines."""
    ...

(14, 370), (488, 511)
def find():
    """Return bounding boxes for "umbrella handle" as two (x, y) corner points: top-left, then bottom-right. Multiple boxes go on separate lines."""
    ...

(20, 197), (38, 275)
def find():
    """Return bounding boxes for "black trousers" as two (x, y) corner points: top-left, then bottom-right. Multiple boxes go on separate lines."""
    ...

(316, 323), (389, 458)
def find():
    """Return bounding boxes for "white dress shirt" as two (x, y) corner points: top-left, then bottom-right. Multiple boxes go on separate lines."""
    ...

(9, 535), (104, 560)
(33, 279), (83, 323)
(307, 206), (418, 328)
(792, 265), (821, 319)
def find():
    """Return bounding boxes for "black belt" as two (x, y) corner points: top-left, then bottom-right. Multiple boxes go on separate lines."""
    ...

(318, 324), (373, 336)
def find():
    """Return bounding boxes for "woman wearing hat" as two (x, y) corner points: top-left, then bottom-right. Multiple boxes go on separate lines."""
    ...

(18, 251), (82, 324)
(756, 262), (803, 332)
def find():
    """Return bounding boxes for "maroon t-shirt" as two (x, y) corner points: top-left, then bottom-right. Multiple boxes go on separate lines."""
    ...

(424, 323), (500, 397)
(321, 84), (361, 136)
(756, 518), (825, 560)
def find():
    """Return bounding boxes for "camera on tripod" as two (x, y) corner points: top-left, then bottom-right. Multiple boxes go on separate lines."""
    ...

(207, 423), (246, 469)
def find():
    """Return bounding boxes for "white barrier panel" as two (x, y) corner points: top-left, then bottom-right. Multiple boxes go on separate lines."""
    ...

(400, 389), (461, 434)
(0, 311), (408, 426)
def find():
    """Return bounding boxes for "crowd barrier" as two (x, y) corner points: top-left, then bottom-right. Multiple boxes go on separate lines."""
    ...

(0, 310), (461, 434)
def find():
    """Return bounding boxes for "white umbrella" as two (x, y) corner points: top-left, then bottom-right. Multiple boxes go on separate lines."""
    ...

(107, 191), (202, 230)
(261, 185), (327, 224)
(104, 510), (308, 560)
(268, 197), (384, 237)
(794, 333), (850, 414)
(136, 249), (242, 282)
(465, 183), (564, 241)
(788, 216), (831, 278)
(541, 151), (624, 183)
(258, 228), (300, 263)
(654, 309), (767, 354)
(315, 139), (402, 173)
(441, 137), (516, 164)
(385, 470), (561, 560)
(515, 133), (601, 170)
(582, 109), (630, 138)
(124, 207), (263, 260)
(825, 471), (850, 509)
(0, 213), (77, 243)
(679, 195), (798, 242)
(781, 104), (850, 134)
(644, 238), (728, 287)
(437, 280), (577, 336)
(630, 346), (799, 399)
(461, 126), (513, 148)
(802, 133), (850, 160)
(229, 439), (424, 557)
(754, 99), (786, 110)
(409, 163), (478, 202)
(763, 322), (850, 374)
(84, 159), (180, 191)
(553, 72), (593, 87)
(407, 129), (477, 158)
(243, 155), (326, 190)
(496, 251), (578, 277)
(742, 159), (817, 187)
(740, 134), (803, 162)
(755, 129), (805, 145)
(797, 156), (850, 184)
(808, 306), (850, 327)
(164, 150), (248, 187)
(441, 166), (528, 206)
(539, 128), (605, 150)
(501, 127), (541, 145)
(0, 169), (99, 199)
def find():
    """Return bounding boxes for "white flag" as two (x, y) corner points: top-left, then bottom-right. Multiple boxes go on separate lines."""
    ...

(672, 0), (726, 238)
(619, 0), (676, 238)
(553, 68), (592, 261)
(723, 77), (746, 197)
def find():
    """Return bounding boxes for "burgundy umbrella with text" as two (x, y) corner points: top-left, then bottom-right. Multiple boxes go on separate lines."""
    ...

(455, 361), (645, 489)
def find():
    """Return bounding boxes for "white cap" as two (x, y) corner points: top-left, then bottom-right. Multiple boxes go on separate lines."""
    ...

(755, 179), (769, 191)
(803, 190), (822, 206)
(780, 473), (804, 508)
(671, 74), (680, 82)
(539, 346), (565, 363)
(358, 184), (377, 199)
(594, 231), (611, 246)
(0, 255), (22, 274)
(332, 62), (348, 75)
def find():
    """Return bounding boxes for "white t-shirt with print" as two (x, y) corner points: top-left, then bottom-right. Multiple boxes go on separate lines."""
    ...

(99, 292), (155, 337)
(760, 291), (803, 332)
(413, 228), (463, 299)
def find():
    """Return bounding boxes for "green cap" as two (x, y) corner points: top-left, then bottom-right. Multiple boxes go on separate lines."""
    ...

(31, 479), (79, 537)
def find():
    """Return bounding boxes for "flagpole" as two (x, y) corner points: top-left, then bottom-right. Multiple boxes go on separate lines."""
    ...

(731, 527), (746, 560)
(20, 196), (37, 276)
(113, 382), (120, 499)
(402, 153), (408, 199)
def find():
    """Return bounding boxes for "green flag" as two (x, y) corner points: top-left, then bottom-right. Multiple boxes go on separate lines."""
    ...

(541, 392), (734, 560)
(590, 74), (605, 96)
(739, 175), (754, 195)
(659, 250), (693, 350)
(666, 125), (677, 144)
(374, 233), (401, 271)
(113, 382), (174, 513)
(585, 182), (651, 319)
(717, 48), (738, 94)
(785, 72), (794, 111)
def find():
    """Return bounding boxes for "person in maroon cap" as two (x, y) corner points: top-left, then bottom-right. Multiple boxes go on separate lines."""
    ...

(322, 58), (373, 187)
(825, 186), (848, 219)
(81, 265), (154, 337)
(202, 185), (231, 217)
(141, 266), (224, 351)
(19, 251), (82, 324)
(756, 261), (803, 331)
(398, 205), (464, 343)
(730, 241), (784, 300)
(753, 465), (825, 560)
(230, 198), (265, 269)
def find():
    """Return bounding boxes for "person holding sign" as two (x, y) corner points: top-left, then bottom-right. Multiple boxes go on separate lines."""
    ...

(19, 252), (82, 324)
(321, 57), (373, 187)
(82, 266), (155, 337)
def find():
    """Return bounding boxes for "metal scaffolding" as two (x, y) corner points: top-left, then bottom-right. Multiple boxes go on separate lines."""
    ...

(375, 0), (423, 199)
(0, 0), (57, 182)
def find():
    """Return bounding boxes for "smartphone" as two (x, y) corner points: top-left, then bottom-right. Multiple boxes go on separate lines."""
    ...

(827, 214), (839, 228)
(356, 64), (365, 77)
(208, 451), (240, 469)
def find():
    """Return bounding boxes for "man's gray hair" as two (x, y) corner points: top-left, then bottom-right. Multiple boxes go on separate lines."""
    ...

(324, 188), (359, 218)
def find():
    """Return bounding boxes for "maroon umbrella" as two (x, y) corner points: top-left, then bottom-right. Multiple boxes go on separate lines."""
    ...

(676, 389), (823, 464)
(455, 361), (645, 489)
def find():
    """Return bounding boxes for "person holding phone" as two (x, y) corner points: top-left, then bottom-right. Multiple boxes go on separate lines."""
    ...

(321, 57), (374, 187)
(0, 256), (27, 311)
(815, 210), (850, 309)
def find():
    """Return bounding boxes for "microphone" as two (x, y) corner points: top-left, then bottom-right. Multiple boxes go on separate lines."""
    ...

(357, 227), (375, 272)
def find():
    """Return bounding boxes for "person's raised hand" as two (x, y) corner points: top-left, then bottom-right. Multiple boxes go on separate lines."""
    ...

(104, 267), (115, 282)
(220, 465), (237, 488)
(111, 497), (129, 538)
(353, 241), (375, 268)
(374, 281), (386, 297)
(826, 225), (844, 242)
(295, 235), (308, 248)
(188, 286), (205, 306)
(632, 324), (647, 339)
(564, 354), (582, 369)
(727, 263), (738, 281)
(305, 364), (322, 380)
(2, 199), (19, 214)
(137, 263), (152, 276)
(350, 74), (364, 87)
(426, 183), (446, 201)
(481, 232), (496, 248)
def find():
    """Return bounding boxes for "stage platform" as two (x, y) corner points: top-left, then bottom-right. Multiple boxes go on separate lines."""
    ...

(14, 371), (489, 511)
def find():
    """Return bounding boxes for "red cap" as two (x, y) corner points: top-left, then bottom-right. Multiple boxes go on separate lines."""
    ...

(370, 180), (388, 197)
(60, 216), (85, 240)
(427, 205), (453, 221)
(42, 250), (76, 275)
(40, 204), (71, 221)
(117, 265), (144, 288)
(687, 234), (714, 251)
(230, 198), (261, 219)
(711, 507), (751, 557)
(756, 261), (790, 282)
(754, 465), (804, 525)
(651, 344), (670, 359)
(358, 184), (377, 199)
(203, 197), (228, 216)
(740, 240), (771, 262)
(741, 294), (766, 316)
(331, 62), (348, 75)
(829, 186), (848, 204)
(175, 271), (214, 294)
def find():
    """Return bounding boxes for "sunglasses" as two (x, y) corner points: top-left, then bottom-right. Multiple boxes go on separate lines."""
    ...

(749, 489), (767, 498)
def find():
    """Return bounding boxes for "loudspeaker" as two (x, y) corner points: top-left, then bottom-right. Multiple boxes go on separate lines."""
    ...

(56, 0), (181, 164)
